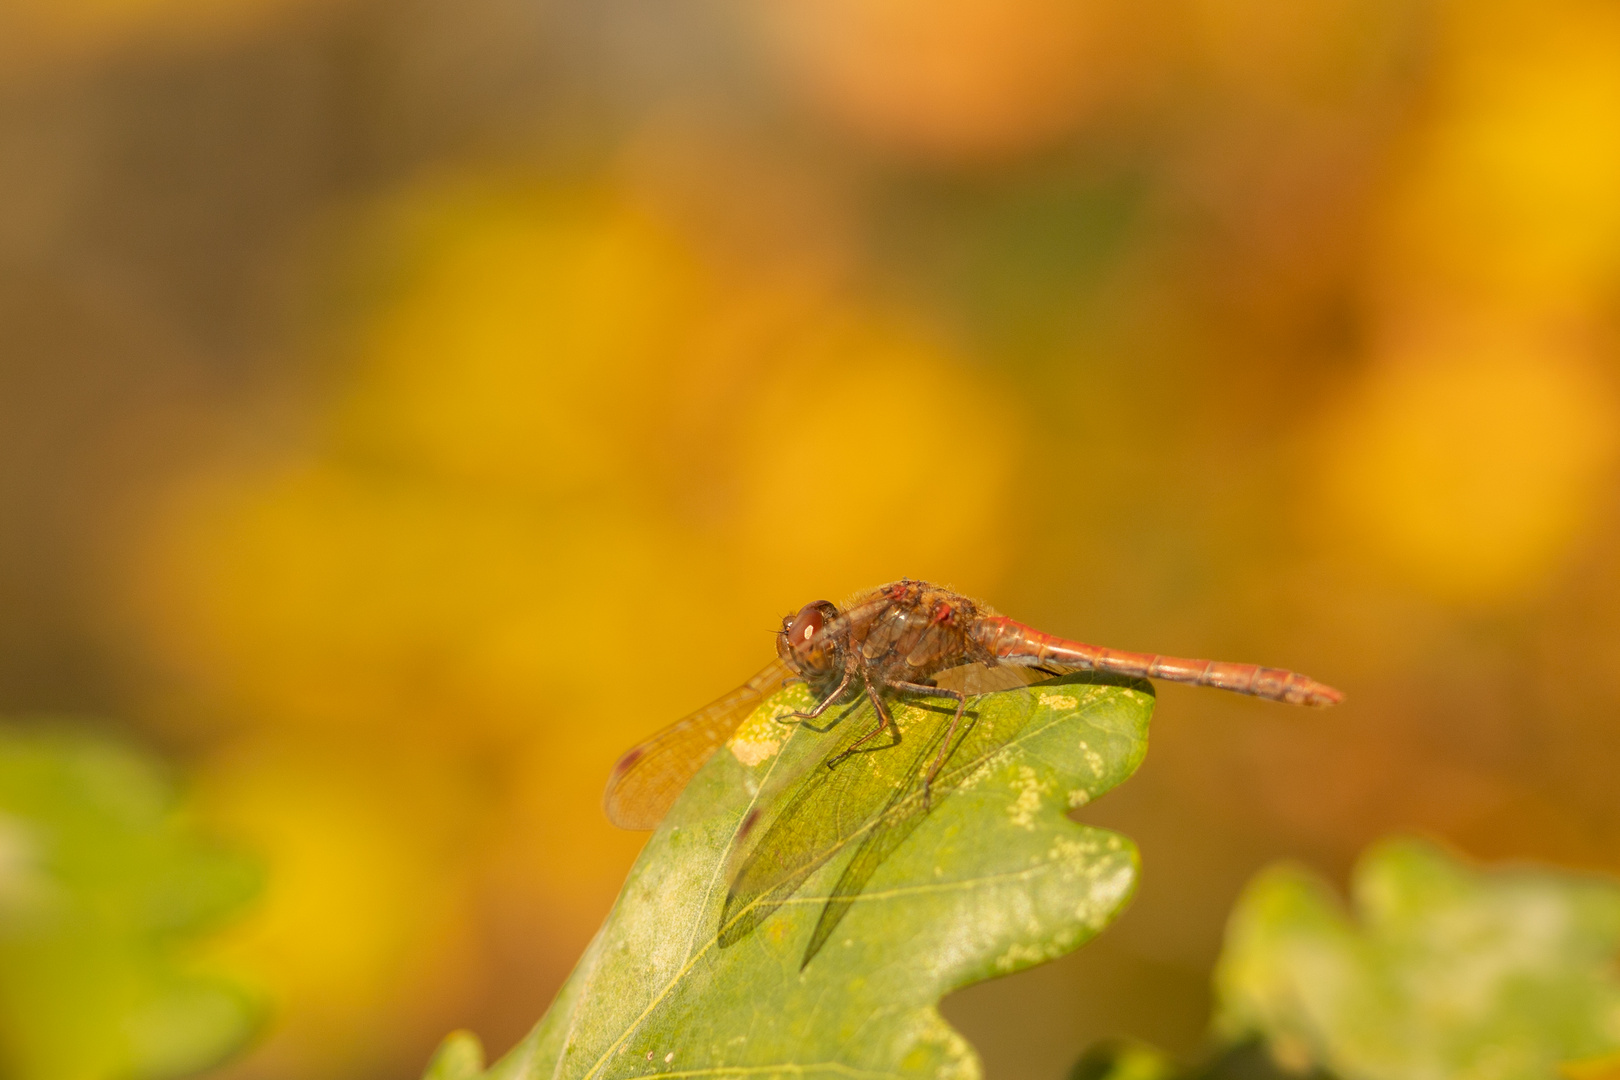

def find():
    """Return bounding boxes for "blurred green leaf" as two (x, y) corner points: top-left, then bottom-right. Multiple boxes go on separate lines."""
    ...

(1067, 1038), (1341, 1080)
(1213, 837), (1620, 1080)
(1184, 1041), (1338, 1080)
(1067, 1038), (1181, 1080)
(430, 673), (1153, 1080)
(0, 724), (264, 1080)
(425, 1031), (487, 1080)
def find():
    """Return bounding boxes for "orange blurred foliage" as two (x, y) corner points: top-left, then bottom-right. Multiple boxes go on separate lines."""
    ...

(751, 0), (1169, 162)
(5, 0), (1620, 1075)
(1318, 322), (1618, 603)
(127, 178), (1021, 1076)
(0, 0), (328, 74)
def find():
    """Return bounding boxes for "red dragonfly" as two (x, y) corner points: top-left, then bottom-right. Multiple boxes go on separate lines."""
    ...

(604, 578), (1341, 830)
(603, 579), (1342, 965)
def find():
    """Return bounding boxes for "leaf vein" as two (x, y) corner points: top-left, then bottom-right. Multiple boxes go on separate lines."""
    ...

(651, 1065), (901, 1080)
(772, 856), (1098, 905)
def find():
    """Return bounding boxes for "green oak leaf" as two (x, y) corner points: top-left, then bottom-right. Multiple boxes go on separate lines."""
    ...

(1066, 1038), (1180, 1080)
(427, 1031), (489, 1080)
(0, 723), (264, 1080)
(1068, 1038), (1337, 1080)
(431, 672), (1155, 1080)
(1213, 837), (1620, 1080)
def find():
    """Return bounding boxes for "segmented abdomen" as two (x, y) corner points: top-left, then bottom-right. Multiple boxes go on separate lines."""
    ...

(971, 616), (1343, 707)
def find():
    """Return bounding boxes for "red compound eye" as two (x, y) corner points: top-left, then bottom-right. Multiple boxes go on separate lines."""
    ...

(777, 600), (840, 671)
(785, 603), (826, 645)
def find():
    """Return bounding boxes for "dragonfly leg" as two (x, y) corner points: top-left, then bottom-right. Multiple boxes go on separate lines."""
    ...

(826, 683), (901, 769)
(888, 679), (967, 809)
(772, 664), (855, 731)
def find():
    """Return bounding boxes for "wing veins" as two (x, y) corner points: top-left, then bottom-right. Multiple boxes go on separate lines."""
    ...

(603, 657), (794, 830)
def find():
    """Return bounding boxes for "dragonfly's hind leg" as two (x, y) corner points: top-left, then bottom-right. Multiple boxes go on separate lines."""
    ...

(888, 679), (967, 809)
(825, 683), (902, 768)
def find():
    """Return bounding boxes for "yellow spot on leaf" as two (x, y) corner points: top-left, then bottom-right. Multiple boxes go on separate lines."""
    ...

(1006, 765), (1044, 829)
(729, 737), (780, 768)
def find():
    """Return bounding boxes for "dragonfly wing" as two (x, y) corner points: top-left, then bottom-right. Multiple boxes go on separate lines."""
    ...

(933, 660), (1065, 695)
(795, 742), (941, 966)
(729, 672), (1058, 967)
(717, 691), (919, 948)
(603, 657), (796, 830)
(718, 686), (985, 952)
(797, 677), (1045, 967)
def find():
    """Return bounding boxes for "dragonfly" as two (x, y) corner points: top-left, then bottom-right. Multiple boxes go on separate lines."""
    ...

(603, 578), (1342, 966)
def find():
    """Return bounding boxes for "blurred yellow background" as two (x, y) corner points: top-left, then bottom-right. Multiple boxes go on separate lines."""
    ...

(2, 0), (1619, 1077)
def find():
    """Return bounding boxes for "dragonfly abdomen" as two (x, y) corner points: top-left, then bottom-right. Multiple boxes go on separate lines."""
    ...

(972, 616), (1343, 707)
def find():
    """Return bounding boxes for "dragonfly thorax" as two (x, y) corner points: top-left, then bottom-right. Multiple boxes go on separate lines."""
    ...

(776, 581), (1000, 696)
(848, 581), (994, 686)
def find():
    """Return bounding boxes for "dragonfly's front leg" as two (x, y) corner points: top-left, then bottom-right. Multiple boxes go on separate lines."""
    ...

(772, 658), (856, 731)
(825, 683), (902, 768)
(887, 679), (967, 809)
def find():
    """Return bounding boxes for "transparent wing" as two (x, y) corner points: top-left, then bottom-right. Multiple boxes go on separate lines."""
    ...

(717, 689), (926, 950)
(724, 662), (1053, 841)
(934, 659), (1069, 694)
(797, 671), (1049, 965)
(718, 671), (1058, 963)
(603, 657), (796, 830)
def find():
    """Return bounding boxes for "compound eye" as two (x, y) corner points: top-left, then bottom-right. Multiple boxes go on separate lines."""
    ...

(786, 603), (825, 645)
(784, 600), (838, 647)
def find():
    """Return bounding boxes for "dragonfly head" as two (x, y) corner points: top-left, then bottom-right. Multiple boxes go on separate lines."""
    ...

(776, 600), (842, 680)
